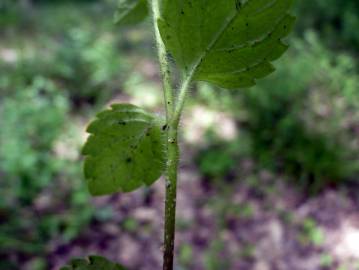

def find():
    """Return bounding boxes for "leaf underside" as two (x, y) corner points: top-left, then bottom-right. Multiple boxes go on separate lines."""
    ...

(82, 104), (165, 196)
(158, 0), (295, 89)
(115, 0), (148, 25)
(60, 255), (126, 270)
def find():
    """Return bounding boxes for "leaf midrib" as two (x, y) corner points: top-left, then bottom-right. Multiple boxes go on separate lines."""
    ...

(185, 7), (241, 81)
(185, 0), (290, 80)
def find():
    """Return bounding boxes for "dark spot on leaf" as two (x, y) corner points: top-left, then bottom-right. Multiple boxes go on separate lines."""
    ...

(126, 157), (132, 163)
(235, 0), (242, 10)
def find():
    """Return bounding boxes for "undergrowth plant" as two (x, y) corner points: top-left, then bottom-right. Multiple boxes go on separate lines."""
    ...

(61, 0), (295, 269)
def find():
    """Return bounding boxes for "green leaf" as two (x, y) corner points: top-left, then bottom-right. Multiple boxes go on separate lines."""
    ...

(158, 0), (295, 89)
(114, 0), (148, 25)
(82, 104), (165, 196)
(60, 255), (127, 270)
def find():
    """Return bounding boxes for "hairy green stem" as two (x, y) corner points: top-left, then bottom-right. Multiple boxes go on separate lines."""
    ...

(151, 1), (194, 269)
(151, 0), (174, 120)
(171, 73), (194, 128)
(162, 124), (179, 270)
(151, 1), (177, 269)
(162, 75), (193, 270)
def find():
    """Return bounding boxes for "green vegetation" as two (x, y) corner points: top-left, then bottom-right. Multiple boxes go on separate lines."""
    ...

(0, 77), (93, 269)
(80, 1), (294, 269)
(295, 0), (359, 49)
(82, 104), (166, 195)
(196, 32), (359, 193)
(1, 0), (359, 269)
(61, 255), (126, 270)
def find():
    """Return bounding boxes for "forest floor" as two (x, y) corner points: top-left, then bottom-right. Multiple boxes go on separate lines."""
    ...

(48, 105), (359, 270)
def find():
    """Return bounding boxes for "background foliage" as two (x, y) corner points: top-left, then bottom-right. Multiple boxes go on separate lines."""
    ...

(1, 0), (359, 269)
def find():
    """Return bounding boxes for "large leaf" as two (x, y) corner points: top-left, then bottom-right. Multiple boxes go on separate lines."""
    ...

(158, 0), (295, 89)
(82, 104), (165, 196)
(60, 255), (126, 270)
(114, 0), (148, 25)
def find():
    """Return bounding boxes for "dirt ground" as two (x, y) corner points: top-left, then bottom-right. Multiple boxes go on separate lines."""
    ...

(49, 145), (359, 270)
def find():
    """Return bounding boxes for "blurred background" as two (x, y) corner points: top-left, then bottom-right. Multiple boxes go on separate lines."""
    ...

(1, 0), (359, 269)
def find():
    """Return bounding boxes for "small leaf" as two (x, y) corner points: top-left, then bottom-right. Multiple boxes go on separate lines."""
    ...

(114, 0), (148, 25)
(82, 104), (165, 196)
(158, 0), (295, 89)
(60, 255), (127, 270)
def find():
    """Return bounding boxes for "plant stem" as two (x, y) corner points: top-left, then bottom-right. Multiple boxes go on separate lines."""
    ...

(151, 0), (174, 120)
(151, 1), (194, 269)
(162, 124), (179, 270)
(162, 75), (193, 270)
(171, 74), (194, 128)
(151, 1), (177, 269)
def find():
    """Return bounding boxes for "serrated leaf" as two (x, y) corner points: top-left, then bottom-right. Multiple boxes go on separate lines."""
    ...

(82, 104), (165, 196)
(60, 255), (127, 270)
(158, 0), (295, 89)
(114, 0), (148, 25)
